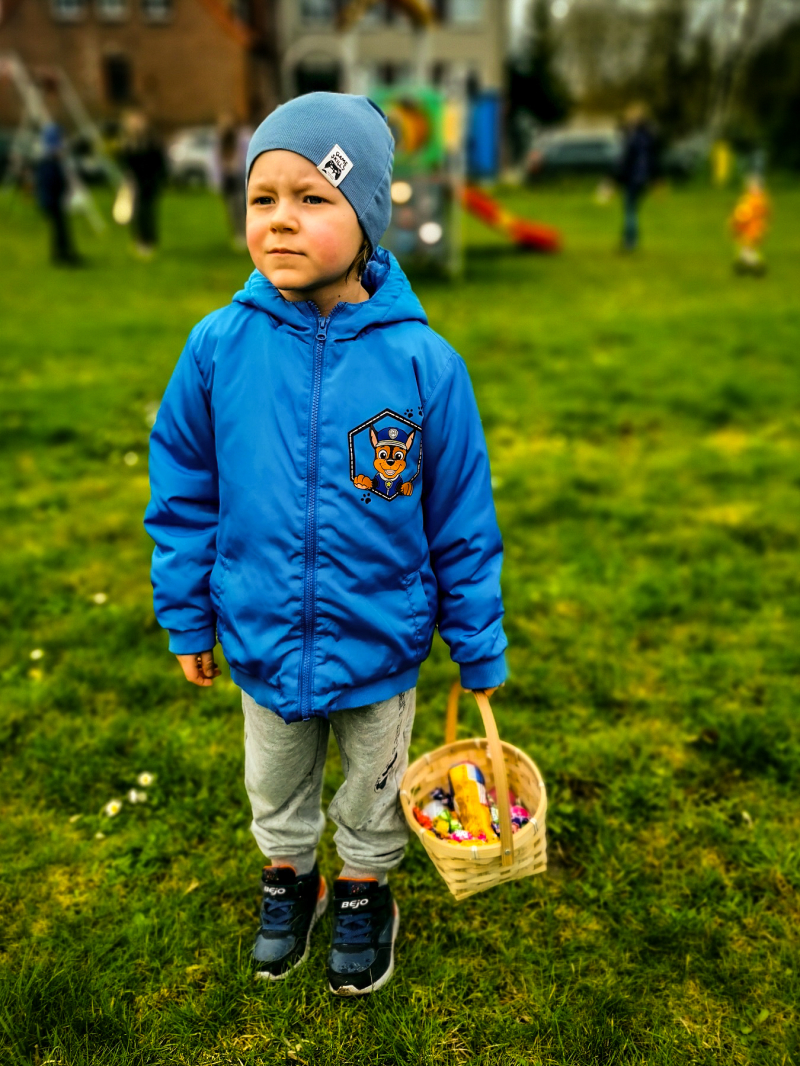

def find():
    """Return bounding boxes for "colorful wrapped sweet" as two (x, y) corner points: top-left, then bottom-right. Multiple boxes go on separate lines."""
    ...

(432, 808), (464, 839)
(430, 786), (454, 810)
(511, 804), (530, 829)
(449, 762), (497, 839)
(418, 767), (529, 845)
(488, 786), (516, 808)
(412, 806), (433, 830)
(422, 799), (448, 822)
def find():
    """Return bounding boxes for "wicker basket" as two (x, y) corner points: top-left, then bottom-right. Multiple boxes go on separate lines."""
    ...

(400, 682), (547, 901)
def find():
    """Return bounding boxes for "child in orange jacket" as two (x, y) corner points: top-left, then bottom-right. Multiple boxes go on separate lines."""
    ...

(730, 175), (770, 275)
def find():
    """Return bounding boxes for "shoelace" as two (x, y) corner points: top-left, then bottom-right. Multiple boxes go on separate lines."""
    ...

(260, 893), (296, 932)
(335, 908), (374, 944)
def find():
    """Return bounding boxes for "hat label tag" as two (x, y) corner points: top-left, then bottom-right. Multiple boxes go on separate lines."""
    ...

(317, 144), (353, 188)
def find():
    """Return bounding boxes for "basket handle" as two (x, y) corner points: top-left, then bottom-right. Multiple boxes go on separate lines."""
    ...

(445, 681), (514, 868)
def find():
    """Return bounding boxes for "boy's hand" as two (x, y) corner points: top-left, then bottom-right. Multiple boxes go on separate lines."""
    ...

(471, 684), (504, 698)
(176, 650), (221, 687)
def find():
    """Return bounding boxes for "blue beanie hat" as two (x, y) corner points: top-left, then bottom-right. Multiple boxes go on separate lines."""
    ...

(246, 92), (394, 253)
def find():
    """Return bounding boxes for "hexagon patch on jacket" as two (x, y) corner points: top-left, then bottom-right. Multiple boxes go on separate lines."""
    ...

(348, 409), (422, 502)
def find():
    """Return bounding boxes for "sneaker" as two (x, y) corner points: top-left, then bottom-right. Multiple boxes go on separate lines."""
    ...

(252, 864), (328, 980)
(327, 879), (400, 996)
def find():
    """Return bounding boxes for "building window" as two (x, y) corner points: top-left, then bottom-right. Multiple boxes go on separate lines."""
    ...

(375, 61), (411, 86)
(450, 0), (483, 23)
(431, 61), (449, 87)
(300, 0), (337, 22)
(362, 1), (398, 23)
(141, 0), (172, 22)
(97, 0), (127, 20)
(103, 54), (132, 103)
(51, 0), (87, 21)
(103, 53), (133, 103)
(295, 58), (341, 96)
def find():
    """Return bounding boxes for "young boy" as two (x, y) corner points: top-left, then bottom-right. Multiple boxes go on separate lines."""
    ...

(145, 93), (507, 995)
(730, 173), (770, 276)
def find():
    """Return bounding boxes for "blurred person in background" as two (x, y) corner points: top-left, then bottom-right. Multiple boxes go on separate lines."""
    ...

(218, 114), (249, 251)
(119, 111), (167, 258)
(616, 103), (659, 252)
(730, 174), (770, 276)
(35, 123), (80, 267)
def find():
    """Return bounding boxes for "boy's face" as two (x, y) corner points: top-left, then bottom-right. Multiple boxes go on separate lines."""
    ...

(247, 150), (364, 296)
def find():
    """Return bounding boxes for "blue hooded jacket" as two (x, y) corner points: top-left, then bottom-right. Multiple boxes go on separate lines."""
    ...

(145, 249), (507, 723)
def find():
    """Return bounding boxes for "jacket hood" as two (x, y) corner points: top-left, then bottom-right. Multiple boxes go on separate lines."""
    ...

(232, 247), (427, 340)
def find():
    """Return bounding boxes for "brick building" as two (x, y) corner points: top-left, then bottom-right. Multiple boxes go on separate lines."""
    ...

(280, 0), (509, 99)
(0, 0), (278, 128)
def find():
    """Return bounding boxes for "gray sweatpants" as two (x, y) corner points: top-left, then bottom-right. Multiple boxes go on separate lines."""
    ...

(242, 688), (416, 872)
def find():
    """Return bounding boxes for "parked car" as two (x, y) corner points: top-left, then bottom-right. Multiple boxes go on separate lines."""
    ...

(661, 132), (709, 182)
(527, 125), (707, 183)
(526, 128), (622, 179)
(71, 133), (115, 185)
(167, 126), (219, 188)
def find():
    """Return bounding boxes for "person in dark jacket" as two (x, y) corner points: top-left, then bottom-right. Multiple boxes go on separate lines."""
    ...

(145, 93), (507, 995)
(35, 123), (79, 266)
(616, 103), (659, 251)
(119, 110), (167, 257)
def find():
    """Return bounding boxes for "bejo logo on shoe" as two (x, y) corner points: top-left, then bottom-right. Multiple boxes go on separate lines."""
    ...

(340, 898), (369, 909)
(264, 886), (287, 896)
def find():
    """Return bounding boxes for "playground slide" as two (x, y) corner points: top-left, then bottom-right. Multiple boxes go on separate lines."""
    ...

(461, 185), (561, 253)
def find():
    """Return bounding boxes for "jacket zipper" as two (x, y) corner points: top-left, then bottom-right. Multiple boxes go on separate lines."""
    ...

(298, 308), (337, 719)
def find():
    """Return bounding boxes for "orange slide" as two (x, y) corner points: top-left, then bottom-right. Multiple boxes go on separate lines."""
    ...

(461, 185), (561, 253)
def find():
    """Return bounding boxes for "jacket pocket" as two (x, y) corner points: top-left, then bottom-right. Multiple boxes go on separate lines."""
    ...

(403, 569), (432, 652)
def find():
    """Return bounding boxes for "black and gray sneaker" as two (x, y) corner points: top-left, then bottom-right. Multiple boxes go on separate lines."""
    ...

(252, 864), (328, 980)
(327, 879), (400, 996)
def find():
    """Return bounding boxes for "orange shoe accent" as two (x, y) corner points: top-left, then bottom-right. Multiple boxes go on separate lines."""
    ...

(317, 877), (328, 901)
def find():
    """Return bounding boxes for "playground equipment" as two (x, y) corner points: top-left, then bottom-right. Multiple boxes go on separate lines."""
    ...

(461, 184), (561, 253)
(375, 84), (562, 274)
(375, 85), (462, 275)
(0, 51), (118, 229)
(328, 1), (563, 272)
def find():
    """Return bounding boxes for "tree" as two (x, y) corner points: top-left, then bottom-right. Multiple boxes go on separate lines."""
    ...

(738, 18), (800, 168)
(508, 0), (571, 129)
(631, 0), (714, 139)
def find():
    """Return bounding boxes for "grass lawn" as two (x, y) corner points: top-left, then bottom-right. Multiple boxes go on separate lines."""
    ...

(1, 179), (799, 1066)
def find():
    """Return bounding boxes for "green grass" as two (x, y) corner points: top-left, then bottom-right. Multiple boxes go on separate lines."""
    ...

(1, 180), (799, 1065)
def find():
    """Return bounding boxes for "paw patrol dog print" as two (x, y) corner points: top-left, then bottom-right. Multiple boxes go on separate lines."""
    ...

(357, 425), (416, 499)
(348, 409), (422, 502)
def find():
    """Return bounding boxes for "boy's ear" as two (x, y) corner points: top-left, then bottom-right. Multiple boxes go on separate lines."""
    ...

(369, 427), (378, 447)
(405, 431), (415, 452)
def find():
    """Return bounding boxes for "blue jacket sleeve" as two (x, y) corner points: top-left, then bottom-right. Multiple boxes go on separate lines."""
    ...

(144, 335), (219, 655)
(422, 350), (508, 690)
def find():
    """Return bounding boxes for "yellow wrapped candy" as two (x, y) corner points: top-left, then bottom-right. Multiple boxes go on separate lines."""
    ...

(449, 763), (495, 839)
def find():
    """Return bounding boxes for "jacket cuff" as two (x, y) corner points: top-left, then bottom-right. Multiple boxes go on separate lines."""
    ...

(459, 654), (508, 691)
(168, 626), (217, 655)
